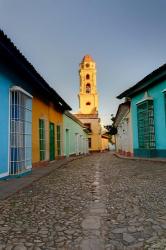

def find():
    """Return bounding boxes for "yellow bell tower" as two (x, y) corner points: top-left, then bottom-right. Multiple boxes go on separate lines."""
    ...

(78, 55), (98, 114)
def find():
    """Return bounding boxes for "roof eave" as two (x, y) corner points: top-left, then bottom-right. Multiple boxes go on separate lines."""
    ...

(117, 64), (166, 99)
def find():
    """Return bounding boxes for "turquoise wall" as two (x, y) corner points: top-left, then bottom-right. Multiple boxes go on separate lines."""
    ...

(131, 80), (166, 157)
(63, 114), (88, 156)
(0, 63), (32, 178)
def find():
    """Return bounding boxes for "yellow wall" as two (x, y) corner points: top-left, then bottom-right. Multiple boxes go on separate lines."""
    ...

(77, 117), (102, 151)
(101, 137), (109, 151)
(32, 97), (63, 164)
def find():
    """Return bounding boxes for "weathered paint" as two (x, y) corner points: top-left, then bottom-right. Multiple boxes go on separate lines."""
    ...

(63, 114), (88, 156)
(115, 110), (133, 156)
(131, 80), (166, 157)
(32, 97), (63, 164)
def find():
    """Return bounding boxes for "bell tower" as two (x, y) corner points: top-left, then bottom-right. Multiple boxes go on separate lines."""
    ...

(78, 55), (98, 114)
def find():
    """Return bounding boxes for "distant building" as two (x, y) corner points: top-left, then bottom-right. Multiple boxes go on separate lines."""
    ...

(63, 111), (89, 156)
(114, 101), (133, 156)
(75, 55), (108, 152)
(117, 64), (166, 158)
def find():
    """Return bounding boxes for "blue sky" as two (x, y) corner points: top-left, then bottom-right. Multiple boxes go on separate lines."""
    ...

(0, 0), (166, 124)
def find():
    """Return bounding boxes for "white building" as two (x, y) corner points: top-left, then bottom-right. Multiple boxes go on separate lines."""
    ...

(114, 101), (133, 157)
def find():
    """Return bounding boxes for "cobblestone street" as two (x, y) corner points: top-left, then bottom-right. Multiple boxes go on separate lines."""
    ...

(0, 152), (166, 250)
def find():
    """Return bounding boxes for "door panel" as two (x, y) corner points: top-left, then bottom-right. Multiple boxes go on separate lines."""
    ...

(49, 123), (55, 161)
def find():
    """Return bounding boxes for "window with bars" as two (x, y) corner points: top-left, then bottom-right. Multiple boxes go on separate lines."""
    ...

(137, 100), (155, 149)
(57, 125), (61, 156)
(10, 88), (32, 175)
(39, 119), (46, 160)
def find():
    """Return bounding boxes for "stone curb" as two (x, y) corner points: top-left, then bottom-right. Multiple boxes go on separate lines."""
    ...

(0, 154), (90, 201)
(114, 152), (166, 163)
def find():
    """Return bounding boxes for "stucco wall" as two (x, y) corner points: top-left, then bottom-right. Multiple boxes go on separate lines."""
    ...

(63, 114), (88, 156)
(77, 117), (102, 151)
(32, 97), (63, 164)
(115, 111), (133, 156)
(101, 137), (109, 151)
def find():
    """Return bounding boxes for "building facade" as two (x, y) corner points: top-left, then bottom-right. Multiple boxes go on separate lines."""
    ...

(114, 101), (133, 156)
(63, 112), (89, 156)
(117, 64), (166, 158)
(75, 55), (107, 152)
(32, 97), (64, 166)
(0, 30), (71, 179)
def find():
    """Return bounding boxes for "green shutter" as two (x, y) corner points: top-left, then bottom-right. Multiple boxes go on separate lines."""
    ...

(57, 125), (61, 156)
(49, 123), (55, 161)
(137, 100), (155, 149)
(39, 119), (46, 160)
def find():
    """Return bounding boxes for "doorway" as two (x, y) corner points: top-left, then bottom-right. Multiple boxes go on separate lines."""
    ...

(49, 122), (55, 161)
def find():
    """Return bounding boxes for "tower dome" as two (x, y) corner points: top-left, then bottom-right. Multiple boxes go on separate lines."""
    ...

(82, 54), (94, 62)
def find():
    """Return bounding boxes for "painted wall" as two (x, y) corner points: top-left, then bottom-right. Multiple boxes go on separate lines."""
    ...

(32, 97), (63, 164)
(115, 111), (133, 156)
(63, 114), (88, 156)
(77, 117), (102, 152)
(101, 137), (109, 151)
(131, 80), (166, 157)
(0, 63), (33, 178)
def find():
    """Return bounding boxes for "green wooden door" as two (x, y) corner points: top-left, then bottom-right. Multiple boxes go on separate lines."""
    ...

(49, 123), (55, 161)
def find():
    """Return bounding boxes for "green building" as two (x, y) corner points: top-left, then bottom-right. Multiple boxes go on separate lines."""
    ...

(63, 111), (89, 156)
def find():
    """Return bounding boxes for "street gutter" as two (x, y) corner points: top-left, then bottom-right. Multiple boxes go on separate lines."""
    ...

(114, 152), (166, 163)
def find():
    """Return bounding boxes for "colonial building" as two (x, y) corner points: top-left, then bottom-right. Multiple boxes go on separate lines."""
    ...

(117, 64), (166, 158)
(0, 30), (71, 179)
(0, 30), (88, 179)
(75, 55), (108, 152)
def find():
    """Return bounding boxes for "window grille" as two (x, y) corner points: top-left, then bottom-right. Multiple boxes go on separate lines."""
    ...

(10, 89), (32, 175)
(137, 100), (155, 149)
(39, 119), (46, 160)
(57, 125), (61, 156)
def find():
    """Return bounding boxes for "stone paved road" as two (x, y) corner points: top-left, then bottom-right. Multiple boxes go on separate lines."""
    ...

(0, 152), (166, 250)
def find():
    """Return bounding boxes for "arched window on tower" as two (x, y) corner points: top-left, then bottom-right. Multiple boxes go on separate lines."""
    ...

(86, 83), (91, 93)
(86, 74), (90, 80)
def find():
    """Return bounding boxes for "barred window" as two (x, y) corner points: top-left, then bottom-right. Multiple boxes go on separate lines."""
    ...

(10, 88), (32, 175)
(57, 125), (61, 156)
(39, 119), (46, 160)
(137, 100), (155, 149)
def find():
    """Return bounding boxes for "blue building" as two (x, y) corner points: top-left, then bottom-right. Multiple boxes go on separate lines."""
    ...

(117, 64), (166, 158)
(0, 30), (70, 179)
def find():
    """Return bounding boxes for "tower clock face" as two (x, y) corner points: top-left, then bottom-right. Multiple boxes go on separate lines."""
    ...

(86, 63), (90, 68)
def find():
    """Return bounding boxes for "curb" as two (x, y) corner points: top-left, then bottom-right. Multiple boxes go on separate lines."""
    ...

(114, 153), (166, 163)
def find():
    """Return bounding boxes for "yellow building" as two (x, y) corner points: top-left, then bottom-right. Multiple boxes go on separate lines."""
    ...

(32, 95), (69, 167)
(75, 55), (108, 152)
